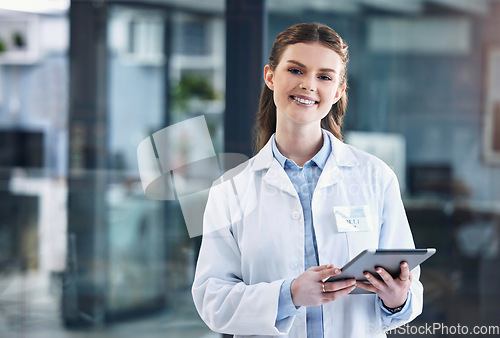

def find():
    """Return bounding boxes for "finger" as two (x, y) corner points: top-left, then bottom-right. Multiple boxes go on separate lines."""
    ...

(324, 279), (356, 292)
(321, 281), (326, 294)
(322, 284), (356, 302)
(363, 272), (385, 290)
(355, 281), (377, 293)
(318, 267), (341, 281)
(375, 267), (395, 286)
(310, 264), (333, 272)
(399, 262), (410, 281)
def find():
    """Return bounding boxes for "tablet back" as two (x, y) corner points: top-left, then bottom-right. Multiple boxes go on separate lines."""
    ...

(325, 248), (436, 294)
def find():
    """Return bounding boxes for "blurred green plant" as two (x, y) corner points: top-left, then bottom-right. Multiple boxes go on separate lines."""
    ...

(0, 38), (6, 53)
(12, 31), (26, 48)
(172, 75), (218, 111)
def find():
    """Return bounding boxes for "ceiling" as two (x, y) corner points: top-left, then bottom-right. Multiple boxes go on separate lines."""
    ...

(1, 0), (499, 16)
(142, 0), (500, 16)
(267, 0), (500, 16)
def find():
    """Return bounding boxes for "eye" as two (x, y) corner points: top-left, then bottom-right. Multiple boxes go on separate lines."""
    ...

(319, 75), (332, 81)
(288, 68), (302, 75)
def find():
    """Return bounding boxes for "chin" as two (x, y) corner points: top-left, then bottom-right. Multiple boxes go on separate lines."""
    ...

(289, 117), (321, 126)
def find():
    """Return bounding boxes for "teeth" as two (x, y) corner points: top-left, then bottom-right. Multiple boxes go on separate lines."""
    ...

(293, 96), (316, 105)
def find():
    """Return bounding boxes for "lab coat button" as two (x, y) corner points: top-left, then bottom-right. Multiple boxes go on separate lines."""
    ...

(290, 261), (299, 269)
(291, 211), (301, 220)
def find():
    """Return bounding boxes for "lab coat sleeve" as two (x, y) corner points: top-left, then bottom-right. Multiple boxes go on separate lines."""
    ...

(377, 170), (423, 329)
(192, 183), (295, 336)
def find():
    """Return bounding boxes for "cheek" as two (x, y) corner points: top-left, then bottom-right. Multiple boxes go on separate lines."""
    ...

(324, 86), (340, 103)
(272, 89), (285, 108)
(319, 90), (334, 105)
(274, 86), (289, 102)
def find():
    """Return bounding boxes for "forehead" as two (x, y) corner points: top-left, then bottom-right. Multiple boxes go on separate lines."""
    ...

(279, 42), (343, 70)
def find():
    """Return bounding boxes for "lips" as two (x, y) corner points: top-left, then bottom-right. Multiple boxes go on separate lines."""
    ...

(290, 95), (319, 105)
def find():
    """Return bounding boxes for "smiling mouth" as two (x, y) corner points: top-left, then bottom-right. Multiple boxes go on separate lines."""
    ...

(290, 95), (319, 105)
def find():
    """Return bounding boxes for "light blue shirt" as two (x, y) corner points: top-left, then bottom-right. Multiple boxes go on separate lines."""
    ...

(273, 130), (413, 336)
(273, 130), (330, 337)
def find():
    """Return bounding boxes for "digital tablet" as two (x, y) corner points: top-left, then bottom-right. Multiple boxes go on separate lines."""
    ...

(323, 248), (436, 294)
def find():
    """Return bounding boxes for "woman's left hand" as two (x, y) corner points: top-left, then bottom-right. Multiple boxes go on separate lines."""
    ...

(355, 261), (411, 309)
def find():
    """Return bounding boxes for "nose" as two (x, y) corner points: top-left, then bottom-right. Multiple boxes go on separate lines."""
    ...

(300, 75), (316, 91)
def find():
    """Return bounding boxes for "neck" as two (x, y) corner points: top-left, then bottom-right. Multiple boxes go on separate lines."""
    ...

(275, 122), (323, 167)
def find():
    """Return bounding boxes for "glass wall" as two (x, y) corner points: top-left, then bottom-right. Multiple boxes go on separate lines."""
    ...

(106, 4), (167, 319)
(104, 3), (225, 334)
(1, 0), (499, 337)
(0, 1), (224, 337)
(0, 7), (70, 337)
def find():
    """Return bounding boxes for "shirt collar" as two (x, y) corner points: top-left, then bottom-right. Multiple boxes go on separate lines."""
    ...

(271, 129), (331, 169)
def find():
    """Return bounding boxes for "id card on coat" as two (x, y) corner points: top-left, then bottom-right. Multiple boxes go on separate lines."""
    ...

(333, 205), (373, 232)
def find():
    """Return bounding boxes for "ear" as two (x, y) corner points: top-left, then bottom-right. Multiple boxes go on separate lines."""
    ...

(332, 84), (346, 104)
(263, 64), (274, 91)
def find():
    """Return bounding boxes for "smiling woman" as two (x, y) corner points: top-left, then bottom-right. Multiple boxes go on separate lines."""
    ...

(192, 22), (423, 338)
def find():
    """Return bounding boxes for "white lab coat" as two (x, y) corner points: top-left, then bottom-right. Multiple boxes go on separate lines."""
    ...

(192, 130), (423, 337)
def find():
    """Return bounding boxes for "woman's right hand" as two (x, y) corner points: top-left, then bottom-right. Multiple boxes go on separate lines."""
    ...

(290, 264), (356, 307)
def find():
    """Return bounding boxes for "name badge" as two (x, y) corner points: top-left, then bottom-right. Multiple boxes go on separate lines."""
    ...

(333, 205), (373, 232)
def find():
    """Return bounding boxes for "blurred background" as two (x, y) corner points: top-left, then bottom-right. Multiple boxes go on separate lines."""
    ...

(0, 0), (499, 337)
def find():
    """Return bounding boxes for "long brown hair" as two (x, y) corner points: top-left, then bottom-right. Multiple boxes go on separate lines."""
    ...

(253, 22), (349, 153)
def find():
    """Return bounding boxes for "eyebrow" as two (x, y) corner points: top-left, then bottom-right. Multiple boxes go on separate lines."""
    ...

(286, 60), (337, 73)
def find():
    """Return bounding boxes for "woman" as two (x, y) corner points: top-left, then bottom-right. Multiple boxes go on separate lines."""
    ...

(192, 23), (423, 337)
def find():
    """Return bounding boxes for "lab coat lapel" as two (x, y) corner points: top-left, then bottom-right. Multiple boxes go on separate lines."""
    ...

(251, 131), (359, 195)
(316, 131), (359, 189)
(262, 161), (297, 197)
(316, 157), (342, 189)
(251, 137), (298, 197)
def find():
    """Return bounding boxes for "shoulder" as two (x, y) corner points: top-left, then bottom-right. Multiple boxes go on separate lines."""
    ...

(215, 138), (275, 187)
(326, 130), (395, 178)
(346, 143), (393, 173)
(216, 157), (254, 185)
(334, 140), (398, 189)
(210, 152), (262, 194)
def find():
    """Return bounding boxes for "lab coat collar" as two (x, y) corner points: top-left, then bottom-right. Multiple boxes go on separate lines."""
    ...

(263, 159), (299, 197)
(251, 129), (359, 172)
(250, 129), (359, 193)
(250, 136), (297, 197)
(271, 130), (331, 170)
